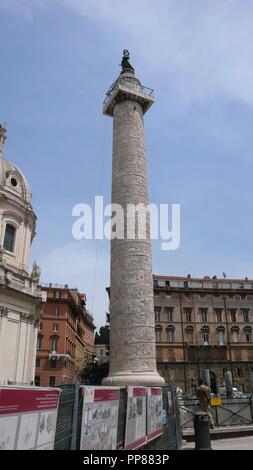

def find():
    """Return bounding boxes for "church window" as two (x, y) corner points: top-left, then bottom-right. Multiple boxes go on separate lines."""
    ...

(11, 178), (17, 187)
(3, 224), (16, 252)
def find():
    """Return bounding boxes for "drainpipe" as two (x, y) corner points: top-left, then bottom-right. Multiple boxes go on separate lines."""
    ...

(179, 291), (187, 393)
(250, 371), (253, 395)
(223, 293), (234, 383)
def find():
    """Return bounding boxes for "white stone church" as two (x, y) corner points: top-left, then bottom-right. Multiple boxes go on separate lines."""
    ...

(0, 124), (44, 385)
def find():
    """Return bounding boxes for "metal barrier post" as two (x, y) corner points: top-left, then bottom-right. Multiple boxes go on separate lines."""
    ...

(225, 371), (233, 398)
(70, 381), (80, 450)
(214, 405), (219, 428)
(194, 412), (212, 450)
(249, 396), (253, 424)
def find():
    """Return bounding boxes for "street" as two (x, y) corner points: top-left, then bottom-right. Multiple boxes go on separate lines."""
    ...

(183, 435), (253, 450)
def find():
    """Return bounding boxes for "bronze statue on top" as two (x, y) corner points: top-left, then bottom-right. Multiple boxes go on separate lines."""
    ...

(120, 49), (134, 74)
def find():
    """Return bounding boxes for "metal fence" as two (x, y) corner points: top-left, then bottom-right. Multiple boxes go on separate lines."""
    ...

(179, 397), (253, 429)
(54, 380), (182, 450)
(103, 78), (154, 107)
(54, 384), (79, 450)
(143, 380), (182, 450)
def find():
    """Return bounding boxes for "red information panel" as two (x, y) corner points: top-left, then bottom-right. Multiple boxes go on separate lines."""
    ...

(124, 386), (147, 450)
(0, 386), (60, 450)
(80, 386), (120, 450)
(147, 387), (163, 442)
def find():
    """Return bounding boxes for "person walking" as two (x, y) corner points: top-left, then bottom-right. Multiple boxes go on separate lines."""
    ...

(196, 379), (215, 429)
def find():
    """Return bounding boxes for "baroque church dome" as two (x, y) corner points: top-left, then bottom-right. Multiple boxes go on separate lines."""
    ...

(0, 123), (36, 275)
(0, 124), (43, 388)
(0, 125), (32, 206)
(0, 156), (32, 206)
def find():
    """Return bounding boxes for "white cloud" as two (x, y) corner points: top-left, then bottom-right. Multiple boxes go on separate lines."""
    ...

(60, 0), (253, 107)
(3, 0), (253, 106)
(0, 0), (45, 20)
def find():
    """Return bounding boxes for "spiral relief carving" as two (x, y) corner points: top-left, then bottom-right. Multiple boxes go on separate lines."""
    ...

(103, 70), (164, 387)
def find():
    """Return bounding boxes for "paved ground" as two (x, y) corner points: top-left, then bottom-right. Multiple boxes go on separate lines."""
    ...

(183, 424), (253, 437)
(183, 435), (253, 450)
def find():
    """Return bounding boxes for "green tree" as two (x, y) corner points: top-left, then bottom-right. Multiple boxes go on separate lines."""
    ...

(94, 325), (109, 345)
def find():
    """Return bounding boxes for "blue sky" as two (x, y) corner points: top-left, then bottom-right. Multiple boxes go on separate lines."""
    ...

(1, 0), (253, 328)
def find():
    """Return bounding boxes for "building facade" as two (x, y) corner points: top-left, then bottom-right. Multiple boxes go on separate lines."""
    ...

(94, 344), (109, 366)
(154, 275), (253, 394)
(35, 284), (95, 387)
(0, 124), (44, 386)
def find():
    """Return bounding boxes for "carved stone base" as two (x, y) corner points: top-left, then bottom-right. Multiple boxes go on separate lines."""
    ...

(102, 371), (165, 387)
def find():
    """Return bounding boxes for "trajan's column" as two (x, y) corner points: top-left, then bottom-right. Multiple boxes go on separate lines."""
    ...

(103, 51), (165, 386)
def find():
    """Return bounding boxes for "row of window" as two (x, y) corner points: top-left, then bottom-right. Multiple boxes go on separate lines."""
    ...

(66, 325), (75, 344)
(155, 308), (251, 323)
(35, 372), (75, 387)
(37, 335), (58, 352)
(39, 322), (59, 332)
(35, 376), (57, 387)
(155, 325), (252, 344)
(45, 308), (76, 325)
(36, 358), (57, 369)
(37, 335), (77, 356)
(154, 291), (251, 300)
(154, 280), (252, 290)
(39, 308), (61, 318)
(43, 307), (68, 317)
(66, 338), (75, 357)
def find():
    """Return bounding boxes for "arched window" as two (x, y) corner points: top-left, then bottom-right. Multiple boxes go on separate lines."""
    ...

(231, 326), (240, 343)
(244, 326), (252, 343)
(51, 336), (58, 353)
(166, 325), (175, 343)
(3, 224), (16, 252)
(155, 326), (162, 343)
(185, 326), (194, 344)
(201, 326), (209, 345)
(217, 327), (225, 346)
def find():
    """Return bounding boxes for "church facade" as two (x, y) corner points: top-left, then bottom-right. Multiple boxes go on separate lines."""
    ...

(0, 124), (44, 385)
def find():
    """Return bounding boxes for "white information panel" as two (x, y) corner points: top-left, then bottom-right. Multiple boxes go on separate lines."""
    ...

(80, 386), (120, 450)
(124, 386), (147, 450)
(147, 387), (163, 442)
(0, 386), (60, 450)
